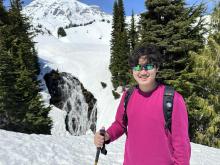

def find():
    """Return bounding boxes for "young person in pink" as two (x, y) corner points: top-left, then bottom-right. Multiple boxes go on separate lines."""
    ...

(94, 44), (191, 165)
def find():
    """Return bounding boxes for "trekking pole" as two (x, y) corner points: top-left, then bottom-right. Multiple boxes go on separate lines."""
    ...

(94, 128), (107, 165)
(94, 147), (101, 165)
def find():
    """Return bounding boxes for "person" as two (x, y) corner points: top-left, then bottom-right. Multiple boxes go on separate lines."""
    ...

(94, 44), (191, 165)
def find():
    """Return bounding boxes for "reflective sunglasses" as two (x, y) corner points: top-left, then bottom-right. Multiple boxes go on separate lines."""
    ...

(132, 64), (155, 71)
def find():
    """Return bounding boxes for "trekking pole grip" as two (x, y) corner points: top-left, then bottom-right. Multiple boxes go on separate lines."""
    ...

(100, 128), (107, 155)
(94, 128), (107, 165)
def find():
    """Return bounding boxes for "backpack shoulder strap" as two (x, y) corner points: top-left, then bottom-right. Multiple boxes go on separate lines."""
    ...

(163, 85), (175, 133)
(123, 86), (135, 135)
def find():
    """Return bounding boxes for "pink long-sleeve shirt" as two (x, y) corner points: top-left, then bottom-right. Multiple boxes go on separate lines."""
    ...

(107, 84), (191, 165)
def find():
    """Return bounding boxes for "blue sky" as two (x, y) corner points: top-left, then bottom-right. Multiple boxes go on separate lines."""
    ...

(3, 0), (215, 15)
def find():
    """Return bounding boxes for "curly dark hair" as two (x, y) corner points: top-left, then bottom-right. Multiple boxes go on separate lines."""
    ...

(128, 44), (162, 68)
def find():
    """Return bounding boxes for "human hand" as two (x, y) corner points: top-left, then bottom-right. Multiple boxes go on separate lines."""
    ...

(94, 127), (110, 148)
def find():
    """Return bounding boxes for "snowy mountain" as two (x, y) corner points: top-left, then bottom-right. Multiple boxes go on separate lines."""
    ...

(23, 0), (116, 133)
(23, 0), (112, 34)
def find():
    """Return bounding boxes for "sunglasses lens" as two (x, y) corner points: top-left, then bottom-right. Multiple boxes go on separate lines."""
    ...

(133, 65), (141, 71)
(145, 64), (154, 70)
(133, 64), (154, 71)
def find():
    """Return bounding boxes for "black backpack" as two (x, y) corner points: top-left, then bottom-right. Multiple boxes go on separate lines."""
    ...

(122, 85), (175, 135)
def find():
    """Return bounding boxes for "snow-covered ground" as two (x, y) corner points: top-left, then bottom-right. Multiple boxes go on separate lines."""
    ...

(1, 128), (220, 165)
(0, 0), (219, 164)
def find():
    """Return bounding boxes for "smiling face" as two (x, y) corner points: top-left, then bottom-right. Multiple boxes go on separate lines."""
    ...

(129, 44), (162, 91)
(132, 56), (158, 87)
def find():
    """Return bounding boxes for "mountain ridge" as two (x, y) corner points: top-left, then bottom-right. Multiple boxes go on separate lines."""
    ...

(22, 0), (112, 34)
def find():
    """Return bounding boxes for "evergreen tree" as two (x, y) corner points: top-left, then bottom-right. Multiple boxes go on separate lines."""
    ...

(57, 27), (67, 37)
(12, 63), (51, 134)
(0, 0), (51, 134)
(8, 0), (40, 76)
(0, 0), (17, 129)
(0, 0), (8, 25)
(109, 1), (119, 89)
(0, 44), (17, 129)
(128, 10), (138, 52)
(185, 35), (220, 148)
(139, 0), (206, 88)
(109, 0), (130, 90)
(178, 3), (220, 148)
(211, 2), (220, 33)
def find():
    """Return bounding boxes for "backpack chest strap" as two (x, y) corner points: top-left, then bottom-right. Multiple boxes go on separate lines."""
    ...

(163, 86), (175, 133)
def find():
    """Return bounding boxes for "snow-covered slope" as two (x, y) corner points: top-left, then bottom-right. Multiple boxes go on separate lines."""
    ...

(0, 0), (219, 164)
(35, 22), (116, 131)
(23, 0), (117, 130)
(23, 0), (112, 33)
(1, 129), (220, 165)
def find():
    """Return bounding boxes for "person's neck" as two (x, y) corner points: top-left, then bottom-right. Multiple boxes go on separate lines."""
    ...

(139, 81), (158, 93)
